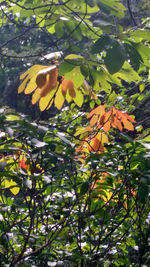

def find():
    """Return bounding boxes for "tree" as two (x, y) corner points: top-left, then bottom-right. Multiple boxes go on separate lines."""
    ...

(0, 0), (150, 266)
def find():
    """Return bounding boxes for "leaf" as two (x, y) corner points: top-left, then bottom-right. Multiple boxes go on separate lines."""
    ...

(103, 121), (111, 132)
(98, 0), (126, 18)
(80, 181), (89, 196)
(87, 105), (106, 119)
(64, 20), (82, 40)
(89, 137), (102, 152)
(54, 86), (65, 110)
(24, 76), (37, 94)
(124, 42), (143, 69)
(55, 21), (64, 38)
(65, 54), (84, 60)
(72, 69), (85, 89)
(39, 86), (57, 111)
(104, 41), (126, 74)
(74, 126), (92, 136)
(20, 65), (46, 81)
(90, 115), (98, 127)
(113, 62), (141, 83)
(92, 35), (113, 54)
(138, 185), (148, 203)
(62, 78), (76, 97)
(91, 69), (112, 93)
(6, 115), (20, 121)
(122, 119), (134, 131)
(32, 89), (41, 105)
(139, 83), (145, 92)
(131, 29), (150, 42)
(56, 132), (71, 145)
(59, 62), (75, 76)
(18, 65), (53, 95)
(93, 18), (115, 27)
(47, 24), (55, 34)
(139, 135), (150, 143)
(4, 179), (20, 195)
(73, 88), (84, 107)
(135, 43), (150, 67)
(80, 65), (89, 78)
(96, 132), (109, 144)
(31, 138), (47, 148)
(38, 67), (58, 97)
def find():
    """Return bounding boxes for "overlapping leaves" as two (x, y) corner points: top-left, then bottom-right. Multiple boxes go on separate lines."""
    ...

(18, 63), (89, 111)
(75, 105), (136, 161)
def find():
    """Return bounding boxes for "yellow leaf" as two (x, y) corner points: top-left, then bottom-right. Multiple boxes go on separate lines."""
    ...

(32, 89), (41, 105)
(4, 179), (20, 195)
(96, 132), (109, 144)
(19, 65), (51, 94)
(54, 85), (65, 110)
(39, 86), (57, 111)
(74, 126), (92, 136)
(66, 90), (72, 103)
(65, 54), (84, 60)
(20, 65), (47, 80)
(73, 89), (83, 107)
(24, 76), (37, 94)
(18, 78), (28, 94)
(46, 100), (54, 110)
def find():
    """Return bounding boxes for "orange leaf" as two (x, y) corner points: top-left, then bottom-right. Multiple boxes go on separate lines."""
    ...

(49, 67), (58, 88)
(130, 188), (136, 196)
(118, 110), (136, 123)
(122, 118), (134, 131)
(62, 78), (76, 98)
(19, 158), (29, 171)
(39, 67), (58, 97)
(90, 115), (98, 127)
(103, 121), (111, 132)
(88, 137), (101, 152)
(87, 105), (106, 119)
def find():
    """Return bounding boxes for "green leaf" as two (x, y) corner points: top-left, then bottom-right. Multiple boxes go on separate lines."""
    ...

(131, 29), (150, 42)
(59, 62), (75, 76)
(80, 65), (89, 78)
(104, 41), (126, 74)
(135, 43), (150, 67)
(98, 0), (126, 18)
(90, 69), (112, 93)
(113, 61), (141, 83)
(80, 181), (89, 196)
(65, 54), (84, 60)
(47, 24), (56, 34)
(55, 21), (64, 38)
(138, 185), (148, 203)
(124, 42), (143, 69)
(92, 35), (113, 54)
(72, 68), (85, 88)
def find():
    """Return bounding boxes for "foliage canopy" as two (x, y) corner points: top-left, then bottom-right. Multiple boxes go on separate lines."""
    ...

(0, 0), (150, 266)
